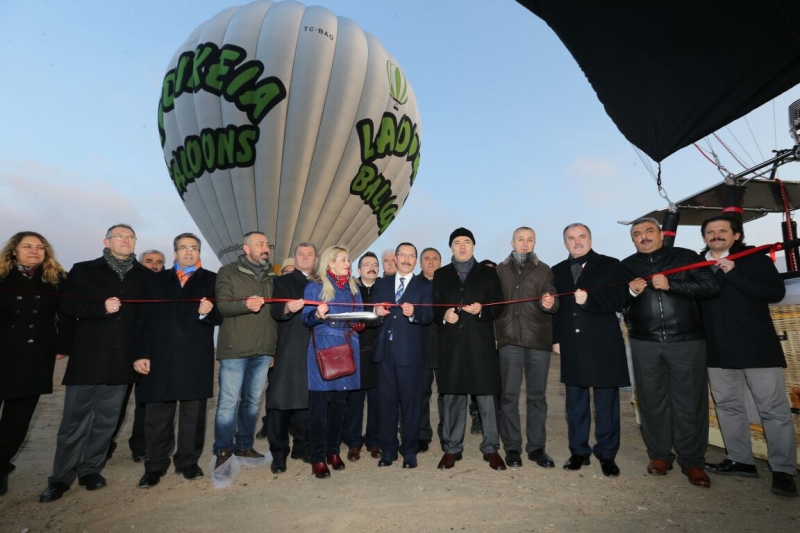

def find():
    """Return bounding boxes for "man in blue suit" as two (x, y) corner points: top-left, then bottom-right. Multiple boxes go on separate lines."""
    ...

(372, 243), (433, 469)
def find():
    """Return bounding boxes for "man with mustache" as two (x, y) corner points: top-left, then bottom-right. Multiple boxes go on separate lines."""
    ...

(212, 231), (278, 472)
(699, 216), (797, 497)
(622, 217), (719, 488)
(373, 243), (433, 468)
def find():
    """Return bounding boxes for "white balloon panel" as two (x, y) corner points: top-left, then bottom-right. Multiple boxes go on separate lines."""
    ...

(159, 0), (422, 265)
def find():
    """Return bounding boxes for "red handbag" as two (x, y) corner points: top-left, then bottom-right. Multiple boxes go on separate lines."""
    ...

(311, 330), (356, 381)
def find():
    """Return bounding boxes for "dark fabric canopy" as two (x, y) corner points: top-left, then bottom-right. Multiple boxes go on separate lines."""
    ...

(518, 0), (800, 162)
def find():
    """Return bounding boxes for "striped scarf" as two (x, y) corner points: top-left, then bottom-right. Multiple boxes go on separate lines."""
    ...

(175, 260), (202, 287)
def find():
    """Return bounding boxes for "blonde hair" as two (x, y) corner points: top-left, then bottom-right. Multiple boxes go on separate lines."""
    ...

(0, 231), (67, 285)
(309, 245), (358, 302)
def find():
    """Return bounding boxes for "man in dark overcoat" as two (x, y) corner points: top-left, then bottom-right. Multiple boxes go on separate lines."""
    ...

(132, 233), (222, 488)
(373, 243), (433, 469)
(433, 228), (506, 470)
(699, 216), (797, 497)
(262, 242), (317, 473)
(552, 223), (629, 477)
(344, 251), (381, 462)
(419, 247), (442, 453)
(40, 224), (151, 503)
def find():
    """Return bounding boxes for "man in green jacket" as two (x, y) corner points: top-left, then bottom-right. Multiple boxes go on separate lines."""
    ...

(212, 231), (278, 470)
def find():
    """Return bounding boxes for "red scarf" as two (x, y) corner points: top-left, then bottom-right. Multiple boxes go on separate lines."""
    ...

(327, 268), (349, 289)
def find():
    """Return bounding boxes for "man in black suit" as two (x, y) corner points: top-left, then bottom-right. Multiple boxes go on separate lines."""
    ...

(262, 242), (317, 473)
(434, 228), (506, 471)
(372, 243), (433, 469)
(133, 233), (222, 488)
(552, 223), (629, 477)
(40, 224), (151, 502)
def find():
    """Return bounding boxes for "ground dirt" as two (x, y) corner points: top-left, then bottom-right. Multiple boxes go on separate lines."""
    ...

(1, 356), (797, 533)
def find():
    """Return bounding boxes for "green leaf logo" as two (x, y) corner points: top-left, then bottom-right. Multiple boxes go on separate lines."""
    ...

(386, 61), (408, 105)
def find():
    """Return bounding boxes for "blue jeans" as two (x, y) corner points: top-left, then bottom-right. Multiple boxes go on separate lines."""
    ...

(213, 355), (271, 453)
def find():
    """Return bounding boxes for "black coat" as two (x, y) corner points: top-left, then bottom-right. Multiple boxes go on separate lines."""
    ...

(60, 257), (151, 385)
(0, 269), (68, 400)
(265, 269), (312, 409)
(133, 268), (222, 403)
(552, 250), (630, 388)
(700, 249), (786, 369)
(433, 261), (505, 395)
(356, 279), (379, 389)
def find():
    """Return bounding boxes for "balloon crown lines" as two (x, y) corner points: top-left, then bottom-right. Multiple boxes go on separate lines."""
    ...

(4, 241), (786, 306)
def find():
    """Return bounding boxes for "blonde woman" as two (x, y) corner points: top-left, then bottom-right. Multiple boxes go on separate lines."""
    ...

(301, 245), (363, 478)
(0, 232), (68, 496)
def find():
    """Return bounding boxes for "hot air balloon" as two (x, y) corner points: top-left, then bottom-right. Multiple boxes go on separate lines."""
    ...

(158, 0), (422, 265)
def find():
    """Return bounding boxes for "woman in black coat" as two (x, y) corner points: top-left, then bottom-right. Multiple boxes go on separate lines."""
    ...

(0, 231), (68, 495)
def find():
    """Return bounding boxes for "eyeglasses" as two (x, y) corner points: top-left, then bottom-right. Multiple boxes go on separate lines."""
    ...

(177, 245), (200, 252)
(396, 252), (416, 259)
(110, 234), (137, 242)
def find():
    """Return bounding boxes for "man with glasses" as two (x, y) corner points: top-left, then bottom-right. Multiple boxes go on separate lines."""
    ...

(133, 233), (222, 488)
(40, 224), (152, 502)
(373, 243), (433, 469)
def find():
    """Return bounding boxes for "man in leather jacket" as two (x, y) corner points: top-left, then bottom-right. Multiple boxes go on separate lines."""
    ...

(622, 217), (719, 488)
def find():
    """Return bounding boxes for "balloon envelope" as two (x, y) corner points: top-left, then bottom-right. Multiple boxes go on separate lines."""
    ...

(159, 0), (421, 264)
(518, 0), (800, 162)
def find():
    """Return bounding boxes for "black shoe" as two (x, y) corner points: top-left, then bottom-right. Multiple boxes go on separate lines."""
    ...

(418, 440), (430, 453)
(255, 423), (268, 439)
(505, 450), (523, 468)
(469, 413), (482, 434)
(132, 452), (149, 463)
(772, 472), (798, 497)
(106, 440), (117, 461)
(39, 482), (70, 503)
(0, 473), (7, 496)
(528, 449), (555, 468)
(290, 449), (311, 463)
(271, 456), (287, 474)
(704, 458), (758, 478)
(563, 454), (591, 470)
(78, 473), (107, 491)
(137, 471), (165, 488)
(175, 464), (204, 480)
(378, 454), (398, 467)
(600, 459), (620, 477)
(402, 455), (418, 469)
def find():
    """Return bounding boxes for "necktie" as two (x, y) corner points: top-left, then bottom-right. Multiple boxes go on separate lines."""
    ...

(571, 262), (582, 283)
(396, 277), (405, 302)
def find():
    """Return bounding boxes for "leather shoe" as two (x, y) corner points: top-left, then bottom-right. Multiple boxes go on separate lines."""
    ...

(290, 449), (311, 463)
(347, 447), (361, 462)
(563, 454), (591, 470)
(704, 458), (758, 478)
(39, 482), (70, 503)
(132, 451), (149, 463)
(215, 449), (233, 469)
(234, 448), (264, 459)
(378, 454), (398, 467)
(367, 445), (382, 459)
(0, 467), (9, 495)
(312, 461), (331, 479)
(505, 450), (523, 467)
(137, 471), (165, 488)
(771, 472), (798, 497)
(682, 467), (711, 487)
(528, 449), (555, 468)
(255, 423), (268, 439)
(175, 464), (204, 480)
(402, 455), (418, 469)
(327, 454), (345, 470)
(647, 459), (673, 475)
(78, 473), (107, 491)
(437, 452), (463, 470)
(418, 440), (430, 453)
(271, 456), (287, 474)
(600, 459), (620, 477)
(484, 452), (507, 471)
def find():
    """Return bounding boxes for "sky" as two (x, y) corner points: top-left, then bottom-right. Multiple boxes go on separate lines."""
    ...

(2, 0), (799, 274)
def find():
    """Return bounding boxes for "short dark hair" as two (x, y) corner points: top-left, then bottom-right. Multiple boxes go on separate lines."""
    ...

(395, 242), (418, 256)
(420, 247), (441, 261)
(173, 232), (201, 251)
(700, 215), (746, 254)
(358, 251), (378, 268)
(479, 259), (497, 268)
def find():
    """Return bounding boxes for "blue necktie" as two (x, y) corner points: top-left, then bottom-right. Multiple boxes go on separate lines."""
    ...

(395, 277), (405, 302)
